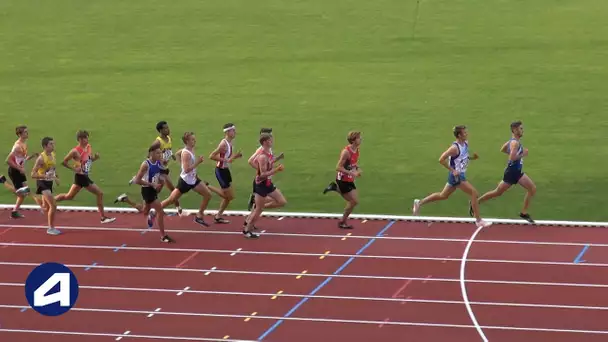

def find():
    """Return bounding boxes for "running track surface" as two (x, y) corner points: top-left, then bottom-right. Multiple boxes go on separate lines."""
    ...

(1, 209), (608, 341)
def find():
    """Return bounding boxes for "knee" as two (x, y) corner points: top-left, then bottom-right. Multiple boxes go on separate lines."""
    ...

(98, 190), (104, 198)
(350, 198), (359, 206)
(225, 194), (235, 201)
(278, 198), (287, 207)
(528, 185), (537, 196)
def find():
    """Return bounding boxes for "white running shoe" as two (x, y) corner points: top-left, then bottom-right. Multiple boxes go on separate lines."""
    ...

(476, 219), (492, 228)
(47, 227), (62, 235)
(412, 199), (421, 216)
(114, 193), (128, 204)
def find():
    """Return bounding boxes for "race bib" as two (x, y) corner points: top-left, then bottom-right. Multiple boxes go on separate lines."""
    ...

(162, 149), (173, 161)
(46, 168), (56, 179)
(82, 159), (92, 173)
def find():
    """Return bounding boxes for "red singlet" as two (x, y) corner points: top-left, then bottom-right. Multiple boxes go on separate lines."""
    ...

(255, 150), (274, 186)
(337, 145), (359, 182)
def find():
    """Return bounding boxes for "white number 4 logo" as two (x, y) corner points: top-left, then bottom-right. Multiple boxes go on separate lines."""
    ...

(33, 273), (71, 307)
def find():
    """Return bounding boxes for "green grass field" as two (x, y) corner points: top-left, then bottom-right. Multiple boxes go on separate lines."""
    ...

(1, 0), (607, 221)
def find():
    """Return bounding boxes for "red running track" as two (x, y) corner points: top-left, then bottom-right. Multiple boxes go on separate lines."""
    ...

(1, 209), (608, 341)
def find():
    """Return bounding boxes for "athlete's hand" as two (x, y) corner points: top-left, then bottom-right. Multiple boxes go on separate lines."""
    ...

(197, 156), (205, 164)
(275, 152), (284, 161)
(275, 164), (285, 172)
(93, 152), (100, 160)
(471, 153), (479, 160)
(54, 177), (60, 186)
(522, 148), (529, 157)
(452, 170), (461, 177)
(233, 150), (243, 159)
(154, 183), (163, 191)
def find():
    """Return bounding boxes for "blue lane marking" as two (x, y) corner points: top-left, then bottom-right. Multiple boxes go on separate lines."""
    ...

(257, 220), (396, 341)
(20, 308), (27, 313)
(85, 262), (98, 271)
(574, 245), (590, 264)
(113, 243), (127, 252)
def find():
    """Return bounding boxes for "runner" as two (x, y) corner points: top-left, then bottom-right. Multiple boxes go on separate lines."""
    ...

(6, 125), (36, 217)
(322, 131), (363, 229)
(244, 133), (287, 239)
(208, 123), (243, 223)
(30, 137), (61, 235)
(132, 145), (175, 242)
(161, 132), (212, 227)
(246, 128), (284, 211)
(474, 121), (536, 223)
(150, 121), (183, 215)
(412, 125), (492, 228)
(55, 130), (116, 224)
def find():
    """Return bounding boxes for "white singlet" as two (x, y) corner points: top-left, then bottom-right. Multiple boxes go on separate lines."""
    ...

(180, 148), (198, 185)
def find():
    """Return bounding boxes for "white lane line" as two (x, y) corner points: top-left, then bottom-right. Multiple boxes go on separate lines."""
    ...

(1, 306), (608, 335)
(2, 223), (607, 248)
(0, 261), (606, 289)
(0, 242), (606, 268)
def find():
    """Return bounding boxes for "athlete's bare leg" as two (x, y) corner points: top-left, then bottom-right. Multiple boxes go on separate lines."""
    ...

(518, 174), (536, 216)
(413, 184), (457, 215)
(214, 187), (234, 223)
(339, 190), (358, 228)
(84, 184), (115, 223)
(456, 181), (482, 220)
(42, 190), (60, 235)
(160, 174), (182, 214)
(114, 193), (144, 213)
(478, 182), (512, 204)
(161, 188), (183, 209)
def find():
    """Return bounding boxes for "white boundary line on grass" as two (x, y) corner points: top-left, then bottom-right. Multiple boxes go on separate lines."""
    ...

(2, 204), (608, 227)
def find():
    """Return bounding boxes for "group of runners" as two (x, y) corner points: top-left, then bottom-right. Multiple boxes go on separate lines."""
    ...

(1, 120), (535, 242)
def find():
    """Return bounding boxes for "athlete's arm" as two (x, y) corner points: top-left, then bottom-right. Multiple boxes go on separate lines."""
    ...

(30, 156), (45, 179)
(133, 162), (153, 187)
(5, 149), (22, 170)
(61, 149), (80, 173)
(182, 151), (203, 173)
(258, 154), (283, 178)
(248, 150), (261, 169)
(500, 141), (509, 154)
(508, 140), (520, 161)
(335, 149), (358, 177)
(150, 139), (162, 150)
(438, 145), (459, 173)
(209, 141), (226, 162)
(26, 153), (38, 161)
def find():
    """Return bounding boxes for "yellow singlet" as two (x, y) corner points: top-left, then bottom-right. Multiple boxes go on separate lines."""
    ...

(156, 136), (173, 168)
(37, 151), (56, 178)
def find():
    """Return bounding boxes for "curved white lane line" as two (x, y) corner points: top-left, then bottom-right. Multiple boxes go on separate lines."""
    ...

(460, 224), (489, 342)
